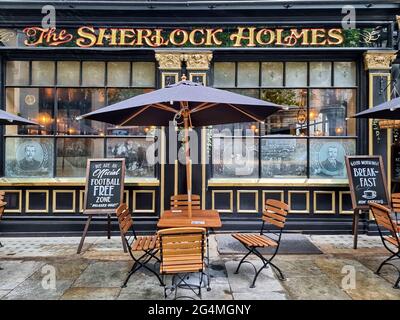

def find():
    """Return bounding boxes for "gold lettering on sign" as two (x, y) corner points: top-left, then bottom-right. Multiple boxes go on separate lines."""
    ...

(22, 26), (345, 48)
(76, 26), (97, 48)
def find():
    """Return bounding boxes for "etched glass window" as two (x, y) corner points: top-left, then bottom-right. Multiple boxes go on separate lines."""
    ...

(237, 62), (259, 87)
(108, 62), (130, 87)
(310, 62), (332, 87)
(132, 62), (156, 87)
(334, 62), (356, 87)
(6, 61), (29, 86)
(82, 61), (105, 87)
(57, 61), (80, 86)
(285, 62), (307, 87)
(213, 62), (235, 87)
(261, 62), (284, 87)
(32, 61), (55, 86)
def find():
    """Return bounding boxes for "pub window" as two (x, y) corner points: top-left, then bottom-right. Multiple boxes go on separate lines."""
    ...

(4, 60), (157, 178)
(211, 61), (357, 180)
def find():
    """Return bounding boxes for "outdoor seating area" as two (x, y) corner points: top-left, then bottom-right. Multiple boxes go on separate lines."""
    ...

(2, 1), (400, 306)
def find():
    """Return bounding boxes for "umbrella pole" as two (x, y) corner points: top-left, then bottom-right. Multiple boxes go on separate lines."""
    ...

(182, 109), (192, 219)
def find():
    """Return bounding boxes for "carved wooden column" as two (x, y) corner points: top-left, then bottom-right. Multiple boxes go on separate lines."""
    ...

(363, 50), (397, 193)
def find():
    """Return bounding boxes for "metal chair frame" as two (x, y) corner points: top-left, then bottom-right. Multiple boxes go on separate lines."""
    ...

(158, 227), (206, 300)
(116, 204), (163, 288)
(370, 202), (400, 289)
(233, 199), (288, 288)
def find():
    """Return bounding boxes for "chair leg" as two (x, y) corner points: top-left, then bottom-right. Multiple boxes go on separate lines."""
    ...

(268, 261), (286, 281)
(234, 249), (253, 274)
(376, 253), (397, 275)
(394, 272), (400, 289)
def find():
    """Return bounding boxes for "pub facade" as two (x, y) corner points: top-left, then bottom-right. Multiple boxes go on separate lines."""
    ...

(0, 0), (399, 235)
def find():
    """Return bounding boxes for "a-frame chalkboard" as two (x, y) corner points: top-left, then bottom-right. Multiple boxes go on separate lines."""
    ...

(77, 158), (127, 254)
(345, 155), (389, 249)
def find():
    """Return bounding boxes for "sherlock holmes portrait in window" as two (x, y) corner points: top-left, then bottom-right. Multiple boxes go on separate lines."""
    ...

(5, 138), (53, 177)
(310, 140), (355, 178)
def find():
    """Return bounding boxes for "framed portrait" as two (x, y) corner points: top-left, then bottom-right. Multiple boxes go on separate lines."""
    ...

(189, 73), (207, 86)
(309, 139), (356, 179)
(161, 72), (179, 88)
(106, 138), (156, 177)
(5, 137), (54, 177)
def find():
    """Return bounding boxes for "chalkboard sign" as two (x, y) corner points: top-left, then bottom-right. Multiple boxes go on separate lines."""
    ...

(83, 158), (125, 214)
(345, 155), (389, 210)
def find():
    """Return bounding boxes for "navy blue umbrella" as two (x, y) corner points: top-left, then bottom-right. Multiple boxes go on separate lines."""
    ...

(79, 79), (283, 216)
(354, 96), (400, 119)
(0, 109), (39, 125)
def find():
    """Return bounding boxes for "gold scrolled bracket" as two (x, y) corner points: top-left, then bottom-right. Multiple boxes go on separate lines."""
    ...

(363, 50), (397, 70)
(155, 51), (184, 70)
(397, 15), (400, 30)
(182, 51), (213, 70)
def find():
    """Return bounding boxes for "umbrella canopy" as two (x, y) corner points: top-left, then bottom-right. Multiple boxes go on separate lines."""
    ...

(0, 109), (39, 125)
(78, 80), (282, 126)
(79, 79), (282, 218)
(354, 96), (400, 119)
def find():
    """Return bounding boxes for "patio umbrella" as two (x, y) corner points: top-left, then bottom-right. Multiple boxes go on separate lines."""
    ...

(0, 109), (39, 125)
(78, 77), (282, 217)
(353, 96), (400, 119)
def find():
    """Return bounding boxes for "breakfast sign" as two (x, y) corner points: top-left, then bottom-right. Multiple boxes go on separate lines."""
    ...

(22, 26), (345, 48)
(345, 155), (389, 249)
(345, 155), (389, 210)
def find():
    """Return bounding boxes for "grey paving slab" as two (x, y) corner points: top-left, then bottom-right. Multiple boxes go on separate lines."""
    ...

(2, 280), (73, 300)
(281, 274), (351, 300)
(29, 260), (90, 281)
(72, 261), (131, 288)
(61, 287), (121, 300)
(0, 290), (11, 299)
(225, 260), (285, 293)
(314, 257), (400, 300)
(272, 256), (324, 278)
(233, 291), (288, 300)
(0, 260), (44, 290)
(355, 256), (400, 287)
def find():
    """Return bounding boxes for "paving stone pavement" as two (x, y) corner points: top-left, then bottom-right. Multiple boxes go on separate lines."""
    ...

(0, 234), (399, 300)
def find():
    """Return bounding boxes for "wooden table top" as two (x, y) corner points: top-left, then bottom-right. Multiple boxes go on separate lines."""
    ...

(157, 209), (222, 229)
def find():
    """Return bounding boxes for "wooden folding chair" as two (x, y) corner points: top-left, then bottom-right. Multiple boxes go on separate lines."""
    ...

(232, 199), (288, 288)
(116, 203), (162, 287)
(170, 194), (201, 210)
(391, 193), (400, 231)
(369, 202), (400, 289)
(0, 191), (7, 249)
(158, 227), (206, 299)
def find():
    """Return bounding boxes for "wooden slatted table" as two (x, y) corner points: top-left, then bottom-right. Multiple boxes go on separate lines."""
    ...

(157, 209), (222, 229)
(157, 209), (222, 291)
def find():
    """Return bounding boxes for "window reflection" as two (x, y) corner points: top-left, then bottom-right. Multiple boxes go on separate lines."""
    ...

(57, 89), (106, 135)
(309, 89), (356, 136)
(6, 87), (55, 135)
(261, 89), (307, 135)
(106, 88), (154, 136)
(56, 138), (104, 177)
(106, 138), (155, 177)
(212, 137), (259, 178)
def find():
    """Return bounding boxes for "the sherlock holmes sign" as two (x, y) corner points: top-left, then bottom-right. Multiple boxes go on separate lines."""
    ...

(83, 158), (125, 214)
(22, 26), (346, 48)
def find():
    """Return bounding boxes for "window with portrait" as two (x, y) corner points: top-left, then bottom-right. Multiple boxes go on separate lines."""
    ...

(4, 60), (157, 178)
(211, 61), (357, 180)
